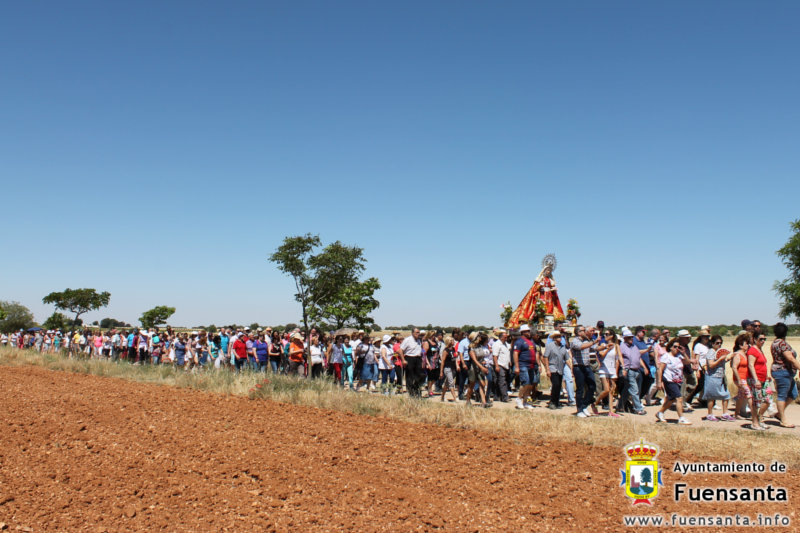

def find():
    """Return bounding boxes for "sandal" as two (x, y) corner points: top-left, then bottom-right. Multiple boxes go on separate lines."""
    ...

(779, 422), (796, 428)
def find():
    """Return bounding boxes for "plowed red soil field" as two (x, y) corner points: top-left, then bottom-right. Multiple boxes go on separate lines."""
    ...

(0, 366), (797, 532)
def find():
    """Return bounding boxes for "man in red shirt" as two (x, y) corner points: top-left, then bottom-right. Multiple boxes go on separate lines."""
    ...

(232, 333), (249, 373)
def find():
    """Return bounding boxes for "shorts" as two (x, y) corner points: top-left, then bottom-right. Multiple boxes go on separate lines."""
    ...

(468, 363), (486, 383)
(664, 381), (682, 401)
(518, 365), (539, 386)
(442, 367), (456, 390)
(737, 379), (752, 400)
(747, 378), (771, 409)
(772, 369), (798, 402)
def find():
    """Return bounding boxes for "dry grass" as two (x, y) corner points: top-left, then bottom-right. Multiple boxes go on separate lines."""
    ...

(2, 346), (799, 466)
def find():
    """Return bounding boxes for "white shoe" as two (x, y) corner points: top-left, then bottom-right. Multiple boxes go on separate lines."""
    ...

(656, 412), (666, 423)
(678, 417), (692, 425)
(582, 407), (592, 417)
(516, 399), (524, 410)
(577, 412), (588, 418)
(524, 404), (534, 410)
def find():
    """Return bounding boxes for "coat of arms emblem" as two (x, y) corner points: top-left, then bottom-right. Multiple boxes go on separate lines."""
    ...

(620, 438), (663, 505)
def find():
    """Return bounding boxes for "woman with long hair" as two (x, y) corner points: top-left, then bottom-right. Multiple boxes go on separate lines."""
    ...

(701, 335), (733, 421)
(467, 332), (491, 408)
(655, 339), (691, 425)
(594, 330), (621, 417)
(268, 332), (282, 373)
(422, 330), (440, 398)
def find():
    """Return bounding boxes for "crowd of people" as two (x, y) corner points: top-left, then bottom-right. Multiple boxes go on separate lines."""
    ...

(2, 318), (797, 431)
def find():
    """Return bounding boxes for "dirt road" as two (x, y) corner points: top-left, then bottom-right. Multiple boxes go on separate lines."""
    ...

(0, 366), (796, 531)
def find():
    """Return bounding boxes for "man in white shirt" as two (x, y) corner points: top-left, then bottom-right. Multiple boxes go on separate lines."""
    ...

(492, 330), (511, 402)
(399, 328), (423, 398)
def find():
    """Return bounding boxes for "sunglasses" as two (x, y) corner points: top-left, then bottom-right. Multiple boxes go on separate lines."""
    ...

(713, 341), (722, 345)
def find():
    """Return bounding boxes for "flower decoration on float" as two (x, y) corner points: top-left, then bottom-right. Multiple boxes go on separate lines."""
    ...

(566, 298), (581, 321)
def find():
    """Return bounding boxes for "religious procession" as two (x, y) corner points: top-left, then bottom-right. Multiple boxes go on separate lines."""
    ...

(7, 255), (798, 433)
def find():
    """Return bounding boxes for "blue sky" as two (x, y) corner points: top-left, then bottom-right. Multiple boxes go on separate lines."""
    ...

(2, 1), (798, 328)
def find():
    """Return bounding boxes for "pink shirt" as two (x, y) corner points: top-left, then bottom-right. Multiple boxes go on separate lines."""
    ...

(652, 343), (666, 366)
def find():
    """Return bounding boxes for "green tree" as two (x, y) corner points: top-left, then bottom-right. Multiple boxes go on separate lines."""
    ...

(139, 306), (176, 329)
(269, 234), (322, 353)
(775, 219), (800, 320)
(0, 304), (6, 321)
(269, 235), (382, 340)
(311, 277), (381, 331)
(0, 301), (36, 333)
(250, 322), (260, 331)
(43, 312), (69, 331)
(100, 318), (129, 329)
(307, 240), (380, 330)
(42, 288), (111, 325)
